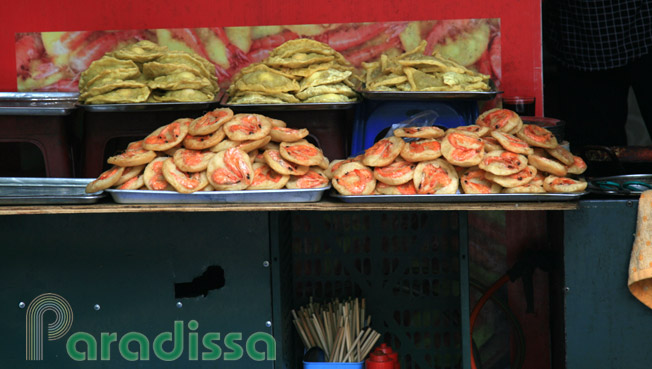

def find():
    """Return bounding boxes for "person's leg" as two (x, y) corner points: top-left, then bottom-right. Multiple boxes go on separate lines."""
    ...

(630, 51), (652, 142)
(555, 64), (629, 150)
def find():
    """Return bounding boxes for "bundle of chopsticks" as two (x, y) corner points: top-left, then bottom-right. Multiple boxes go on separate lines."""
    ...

(291, 297), (381, 362)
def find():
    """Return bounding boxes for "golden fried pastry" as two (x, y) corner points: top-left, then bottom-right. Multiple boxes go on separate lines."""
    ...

(147, 72), (212, 91)
(79, 79), (148, 101)
(110, 40), (168, 63)
(516, 124), (559, 149)
(85, 166), (125, 193)
(144, 157), (174, 191)
(502, 183), (546, 193)
(85, 86), (151, 104)
(543, 175), (588, 193)
(270, 127), (309, 142)
(490, 130), (534, 155)
(269, 39), (337, 59)
(373, 159), (416, 185)
(566, 155), (588, 175)
(173, 149), (215, 172)
(332, 162), (376, 195)
(413, 158), (459, 194)
(149, 88), (214, 102)
(183, 127), (226, 150)
(317, 156), (330, 170)
(107, 140), (157, 167)
(302, 93), (355, 103)
(79, 56), (140, 90)
(452, 125), (491, 137)
(375, 181), (418, 195)
(479, 150), (527, 176)
(188, 108), (234, 136)
(247, 162), (290, 190)
(393, 126), (445, 139)
(269, 118), (287, 128)
(363, 136), (405, 167)
(441, 131), (485, 167)
(299, 69), (352, 91)
(143, 118), (191, 151)
(546, 145), (575, 166)
(476, 108), (522, 133)
(280, 141), (324, 166)
(400, 138), (442, 162)
(115, 175), (145, 190)
(232, 64), (300, 94)
(286, 168), (330, 189)
(161, 158), (209, 194)
(485, 165), (537, 188)
(163, 143), (183, 156)
(295, 83), (357, 101)
(528, 154), (568, 177)
(206, 147), (254, 191)
(263, 149), (310, 176)
(460, 167), (502, 194)
(115, 164), (146, 186)
(223, 113), (272, 141)
(530, 171), (547, 187)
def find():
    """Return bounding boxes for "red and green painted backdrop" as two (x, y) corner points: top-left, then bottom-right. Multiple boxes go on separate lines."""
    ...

(1, 0), (543, 114)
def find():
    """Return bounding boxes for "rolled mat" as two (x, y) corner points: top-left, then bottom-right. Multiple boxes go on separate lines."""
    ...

(628, 190), (652, 309)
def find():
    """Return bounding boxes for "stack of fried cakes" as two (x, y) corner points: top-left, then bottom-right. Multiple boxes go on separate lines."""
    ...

(78, 40), (219, 104)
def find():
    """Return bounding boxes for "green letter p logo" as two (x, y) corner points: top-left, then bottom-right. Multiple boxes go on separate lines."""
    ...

(26, 293), (74, 360)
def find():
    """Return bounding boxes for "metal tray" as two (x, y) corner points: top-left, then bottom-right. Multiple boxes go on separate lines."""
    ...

(0, 177), (105, 205)
(106, 185), (331, 204)
(359, 89), (500, 101)
(330, 191), (586, 203)
(77, 90), (223, 112)
(0, 92), (78, 115)
(221, 94), (360, 111)
(0, 92), (79, 101)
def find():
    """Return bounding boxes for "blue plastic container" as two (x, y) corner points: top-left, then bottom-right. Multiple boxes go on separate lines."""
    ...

(303, 361), (364, 369)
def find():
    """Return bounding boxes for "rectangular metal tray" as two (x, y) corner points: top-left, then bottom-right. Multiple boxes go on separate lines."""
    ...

(0, 177), (106, 205)
(77, 90), (223, 112)
(0, 92), (79, 101)
(330, 191), (586, 203)
(221, 94), (360, 111)
(106, 185), (331, 204)
(0, 92), (78, 115)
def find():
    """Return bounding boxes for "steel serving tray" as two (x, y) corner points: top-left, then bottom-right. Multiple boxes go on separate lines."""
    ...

(0, 177), (105, 205)
(106, 185), (331, 204)
(0, 92), (79, 101)
(0, 92), (78, 115)
(359, 89), (499, 101)
(77, 91), (223, 112)
(330, 191), (586, 203)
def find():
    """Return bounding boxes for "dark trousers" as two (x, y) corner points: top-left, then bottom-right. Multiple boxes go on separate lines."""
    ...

(554, 51), (652, 150)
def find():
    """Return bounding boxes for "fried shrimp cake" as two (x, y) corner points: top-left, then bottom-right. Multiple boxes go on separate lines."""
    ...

(479, 150), (527, 176)
(502, 182), (546, 193)
(161, 158), (209, 194)
(485, 165), (537, 188)
(247, 162), (290, 190)
(516, 124), (558, 149)
(115, 164), (146, 186)
(543, 175), (588, 193)
(528, 153), (568, 177)
(393, 126), (445, 139)
(460, 166), (502, 194)
(413, 158), (459, 194)
(270, 127), (309, 142)
(400, 138), (442, 162)
(373, 159), (416, 185)
(566, 155), (588, 175)
(223, 113), (272, 141)
(173, 149), (215, 172)
(107, 140), (157, 167)
(86, 166), (125, 193)
(441, 131), (485, 167)
(280, 141), (324, 166)
(115, 174), (144, 190)
(363, 136), (405, 167)
(286, 168), (330, 189)
(490, 131), (534, 155)
(546, 145), (575, 166)
(143, 157), (174, 191)
(332, 162), (376, 195)
(183, 127), (226, 150)
(263, 149), (309, 176)
(452, 125), (491, 137)
(476, 108), (522, 133)
(188, 108), (234, 136)
(375, 181), (418, 195)
(143, 118), (191, 151)
(206, 147), (254, 190)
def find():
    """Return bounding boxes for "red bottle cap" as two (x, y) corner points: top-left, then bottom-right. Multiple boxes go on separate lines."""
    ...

(366, 351), (394, 369)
